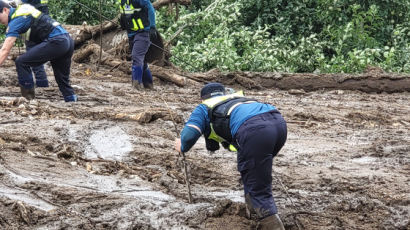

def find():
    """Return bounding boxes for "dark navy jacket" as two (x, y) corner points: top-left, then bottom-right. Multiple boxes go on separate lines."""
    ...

(6, 7), (66, 39)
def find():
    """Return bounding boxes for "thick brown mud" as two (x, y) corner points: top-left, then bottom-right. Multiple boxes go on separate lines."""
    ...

(0, 55), (409, 229)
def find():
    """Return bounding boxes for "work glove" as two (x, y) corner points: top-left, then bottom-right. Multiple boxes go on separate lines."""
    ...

(149, 27), (157, 41)
(205, 138), (220, 152)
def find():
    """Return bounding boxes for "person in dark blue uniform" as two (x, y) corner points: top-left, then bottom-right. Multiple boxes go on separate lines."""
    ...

(0, 1), (77, 101)
(118, 0), (156, 89)
(21, 0), (49, 87)
(175, 83), (287, 230)
(22, 0), (48, 14)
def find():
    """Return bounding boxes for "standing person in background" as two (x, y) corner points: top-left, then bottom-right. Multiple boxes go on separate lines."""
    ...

(22, 0), (48, 14)
(0, 1), (77, 101)
(118, 0), (156, 89)
(21, 0), (50, 87)
(174, 83), (288, 230)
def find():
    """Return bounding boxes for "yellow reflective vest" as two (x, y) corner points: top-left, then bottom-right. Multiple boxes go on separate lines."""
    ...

(11, 4), (59, 42)
(118, 0), (149, 32)
(202, 91), (256, 152)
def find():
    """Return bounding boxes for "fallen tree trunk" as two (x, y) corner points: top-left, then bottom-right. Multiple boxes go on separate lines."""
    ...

(187, 70), (410, 93)
(150, 65), (186, 87)
(153, 0), (191, 9)
(73, 43), (187, 87)
(65, 20), (118, 47)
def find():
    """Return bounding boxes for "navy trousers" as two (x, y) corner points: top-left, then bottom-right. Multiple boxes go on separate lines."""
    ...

(15, 33), (75, 97)
(129, 32), (153, 86)
(25, 40), (48, 87)
(128, 31), (150, 67)
(234, 110), (287, 219)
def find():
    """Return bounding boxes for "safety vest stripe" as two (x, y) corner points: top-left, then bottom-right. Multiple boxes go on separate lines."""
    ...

(132, 19), (138, 30)
(227, 101), (257, 116)
(137, 19), (144, 29)
(119, 0), (146, 31)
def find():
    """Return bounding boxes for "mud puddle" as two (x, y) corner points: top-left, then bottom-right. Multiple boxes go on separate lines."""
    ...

(83, 126), (133, 161)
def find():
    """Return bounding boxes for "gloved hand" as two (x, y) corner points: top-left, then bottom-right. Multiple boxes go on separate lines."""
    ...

(205, 138), (220, 152)
(149, 27), (157, 40)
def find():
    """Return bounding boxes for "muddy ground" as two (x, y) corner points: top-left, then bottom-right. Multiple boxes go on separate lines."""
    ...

(0, 52), (409, 230)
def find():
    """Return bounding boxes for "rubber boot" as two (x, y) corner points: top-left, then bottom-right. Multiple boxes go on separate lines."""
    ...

(131, 65), (143, 89)
(20, 86), (35, 100)
(64, 94), (78, 102)
(245, 193), (256, 219)
(258, 214), (285, 230)
(142, 63), (153, 89)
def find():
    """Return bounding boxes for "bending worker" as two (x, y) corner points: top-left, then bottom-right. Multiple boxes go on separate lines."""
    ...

(175, 83), (288, 230)
(21, 0), (50, 88)
(0, 1), (77, 101)
(118, 0), (156, 89)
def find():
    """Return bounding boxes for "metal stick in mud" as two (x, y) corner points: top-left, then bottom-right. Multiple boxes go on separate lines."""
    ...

(273, 171), (302, 230)
(162, 97), (193, 203)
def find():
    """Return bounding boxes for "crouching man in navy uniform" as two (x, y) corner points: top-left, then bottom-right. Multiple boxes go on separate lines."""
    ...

(0, 0), (77, 102)
(175, 83), (287, 230)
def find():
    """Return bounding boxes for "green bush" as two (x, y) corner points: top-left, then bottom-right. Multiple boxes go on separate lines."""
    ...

(2, 0), (409, 73)
(48, 0), (117, 25)
(159, 0), (410, 73)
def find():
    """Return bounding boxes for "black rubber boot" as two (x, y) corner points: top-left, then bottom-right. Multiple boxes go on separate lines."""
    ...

(245, 193), (256, 219)
(132, 80), (143, 89)
(258, 214), (285, 230)
(143, 82), (154, 89)
(20, 86), (35, 100)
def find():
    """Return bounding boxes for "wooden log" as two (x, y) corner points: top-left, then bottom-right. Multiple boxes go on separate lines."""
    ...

(73, 43), (187, 87)
(181, 70), (410, 93)
(150, 65), (186, 87)
(115, 108), (183, 124)
(65, 20), (118, 47)
(153, 0), (191, 9)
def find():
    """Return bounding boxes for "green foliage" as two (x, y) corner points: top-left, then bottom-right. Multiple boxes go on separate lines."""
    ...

(159, 0), (410, 73)
(48, 0), (117, 25)
(2, 0), (409, 73)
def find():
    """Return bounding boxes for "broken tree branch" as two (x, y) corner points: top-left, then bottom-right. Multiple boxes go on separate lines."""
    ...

(65, 20), (118, 47)
(153, 0), (191, 9)
(73, 43), (187, 87)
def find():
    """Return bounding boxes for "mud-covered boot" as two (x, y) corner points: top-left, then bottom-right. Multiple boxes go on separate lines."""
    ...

(142, 63), (153, 90)
(245, 193), (256, 219)
(132, 65), (143, 90)
(20, 86), (35, 100)
(132, 80), (143, 89)
(143, 82), (153, 89)
(258, 214), (285, 230)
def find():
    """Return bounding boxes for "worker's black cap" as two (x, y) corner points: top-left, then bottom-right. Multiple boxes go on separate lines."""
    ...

(200, 83), (225, 100)
(0, 1), (10, 10)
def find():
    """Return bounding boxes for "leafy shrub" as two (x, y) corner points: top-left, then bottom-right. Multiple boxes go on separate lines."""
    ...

(160, 0), (410, 73)
(2, 0), (409, 73)
(48, 0), (117, 25)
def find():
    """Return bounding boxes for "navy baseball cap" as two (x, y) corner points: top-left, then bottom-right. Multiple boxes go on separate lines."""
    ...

(200, 83), (225, 100)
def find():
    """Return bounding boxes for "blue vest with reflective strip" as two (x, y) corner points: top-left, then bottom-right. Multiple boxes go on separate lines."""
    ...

(12, 4), (59, 43)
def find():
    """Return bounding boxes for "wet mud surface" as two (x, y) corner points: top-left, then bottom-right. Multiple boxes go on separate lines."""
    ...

(0, 59), (409, 229)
